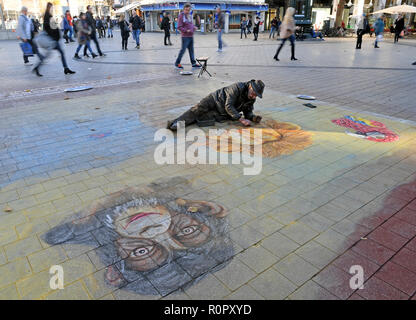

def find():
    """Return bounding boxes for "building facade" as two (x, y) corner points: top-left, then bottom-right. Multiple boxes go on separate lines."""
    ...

(116, 0), (269, 32)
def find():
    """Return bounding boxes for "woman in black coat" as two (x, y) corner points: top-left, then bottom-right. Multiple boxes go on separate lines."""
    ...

(161, 12), (172, 46)
(394, 15), (405, 43)
(41, 2), (75, 75)
(119, 14), (130, 50)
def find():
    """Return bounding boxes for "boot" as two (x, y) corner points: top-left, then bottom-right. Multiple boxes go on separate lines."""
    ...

(291, 45), (297, 60)
(32, 66), (43, 77)
(74, 53), (81, 60)
(64, 68), (75, 74)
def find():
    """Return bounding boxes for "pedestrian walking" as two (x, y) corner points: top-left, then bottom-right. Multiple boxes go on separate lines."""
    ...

(240, 16), (247, 39)
(96, 17), (104, 38)
(74, 12), (97, 59)
(253, 16), (261, 41)
(129, 10), (144, 49)
(374, 15), (384, 48)
(394, 14), (404, 43)
(215, 7), (225, 52)
(174, 3), (201, 69)
(161, 12), (172, 46)
(17, 6), (45, 70)
(356, 13), (369, 49)
(269, 17), (278, 39)
(106, 16), (113, 38)
(273, 7), (297, 61)
(119, 14), (130, 50)
(84, 5), (104, 57)
(247, 16), (252, 34)
(36, 2), (75, 76)
(174, 18), (179, 35)
(63, 10), (75, 43)
(100, 17), (106, 38)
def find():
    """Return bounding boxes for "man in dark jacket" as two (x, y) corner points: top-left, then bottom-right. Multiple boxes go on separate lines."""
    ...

(215, 7), (225, 52)
(394, 15), (405, 43)
(129, 10), (144, 49)
(84, 5), (104, 57)
(167, 80), (265, 131)
(161, 12), (172, 45)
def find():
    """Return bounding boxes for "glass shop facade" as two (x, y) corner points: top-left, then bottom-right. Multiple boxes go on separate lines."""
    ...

(139, 2), (269, 33)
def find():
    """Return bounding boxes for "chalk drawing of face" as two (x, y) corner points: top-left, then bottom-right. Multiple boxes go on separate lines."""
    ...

(43, 177), (233, 296)
(207, 119), (313, 158)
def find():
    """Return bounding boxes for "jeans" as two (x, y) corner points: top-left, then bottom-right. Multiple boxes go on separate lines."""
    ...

(175, 36), (196, 66)
(269, 26), (276, 38)
(108, 28), (113, 37)
(240, 28), (247, 38)
(68, 26), (74, 40)
(132, 29), (141, 46)
(84, 31), (102, 55)
(41, 41), (68, 69)
(76, 41), (93, 55)
(275, 34), (295, 58)
(217, 29), (223, 49)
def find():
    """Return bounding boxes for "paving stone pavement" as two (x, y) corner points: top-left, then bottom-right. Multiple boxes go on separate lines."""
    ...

(0, 32), (416, 300)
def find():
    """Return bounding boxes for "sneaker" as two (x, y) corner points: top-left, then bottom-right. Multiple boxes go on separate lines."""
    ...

(136, 45), (140, 49)
(192, 64), (201, 68)
(217, 48), (222, 52)
(175, 64), (184, 69)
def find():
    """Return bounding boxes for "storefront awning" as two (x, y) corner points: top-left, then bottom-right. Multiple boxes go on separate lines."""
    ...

(114, 1), (141, 14)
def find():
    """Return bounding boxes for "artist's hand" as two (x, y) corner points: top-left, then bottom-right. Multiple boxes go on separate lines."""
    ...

(252, 115), (262, 123)
(239, 118), (252, 126)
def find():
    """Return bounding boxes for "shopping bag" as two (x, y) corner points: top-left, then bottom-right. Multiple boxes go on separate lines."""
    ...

(19, 41), (33, 55)
(376, 34), (383, 42)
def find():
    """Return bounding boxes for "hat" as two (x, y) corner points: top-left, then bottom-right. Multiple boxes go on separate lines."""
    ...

(250, 80), (265, 98)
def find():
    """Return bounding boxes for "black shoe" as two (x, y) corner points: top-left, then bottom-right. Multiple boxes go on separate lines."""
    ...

(83, 53), (90, 58)
(92, 53), (98, 58)
(100, 53), (106, 57)
(74, 54), (81, 60)
(64, 68), (75, 74)
(375, 45), (379, 48)
(291, 57), (298, 60)
(273, 55), (279, 61)
(32, 66), (43, 77)
(70, 39), (75, 42)
(412, 61), (416, 65)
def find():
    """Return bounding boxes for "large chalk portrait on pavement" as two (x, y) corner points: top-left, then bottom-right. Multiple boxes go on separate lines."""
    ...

(207, 119), (313, 158)
(43, 177), (233, 296)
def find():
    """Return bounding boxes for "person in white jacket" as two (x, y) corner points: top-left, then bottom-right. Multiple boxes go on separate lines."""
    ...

(16, 6), (44, 67)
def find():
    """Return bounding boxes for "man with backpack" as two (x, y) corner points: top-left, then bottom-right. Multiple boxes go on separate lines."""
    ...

(129, 10), (144, 49)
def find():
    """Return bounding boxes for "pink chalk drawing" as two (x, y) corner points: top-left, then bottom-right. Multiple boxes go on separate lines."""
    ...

(331, 116), (399, 143)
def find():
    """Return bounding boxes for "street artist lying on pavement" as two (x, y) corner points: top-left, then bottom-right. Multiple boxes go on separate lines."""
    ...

(167, 80), (265, 131)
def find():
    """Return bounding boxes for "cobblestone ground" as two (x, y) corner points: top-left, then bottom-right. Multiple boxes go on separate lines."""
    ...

(0, 32), (416, 300)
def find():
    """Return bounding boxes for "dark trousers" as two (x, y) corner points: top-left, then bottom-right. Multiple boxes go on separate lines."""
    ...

(122, 35), (129, 49)
(253, 29), (259, 40)
(240, 28), (247, 38)
(84, 31), (102, 55)
(175, 37), (196, 66)
(164, 29), (171, 45)
(275, 35), (295, 58)
(171, 95), (225, 126)
(356, 29), (364, 48)
(394, 30), (402, 43)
